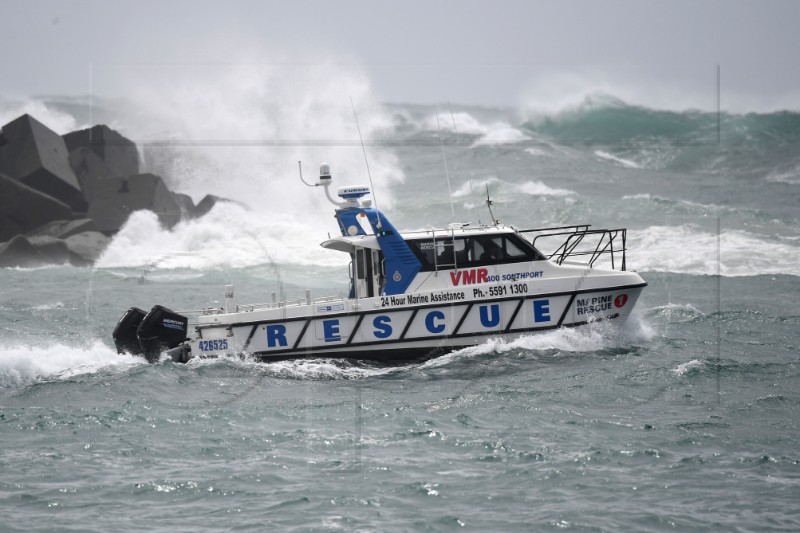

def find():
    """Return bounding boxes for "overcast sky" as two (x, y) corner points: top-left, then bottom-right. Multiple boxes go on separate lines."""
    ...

(2, 0), (799, 111)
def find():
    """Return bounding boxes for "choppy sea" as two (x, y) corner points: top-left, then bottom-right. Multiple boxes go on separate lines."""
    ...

(1, 81), (799, 531)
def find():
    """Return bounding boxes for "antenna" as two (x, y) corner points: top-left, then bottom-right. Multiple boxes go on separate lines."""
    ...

(297, 161), (317, 187)
(435, 105), (456, 220)
(486, 184), (498, 226)
(448, 102), (480, 222)
(447, 101), (459, 141)
(350, 97), (382, 228)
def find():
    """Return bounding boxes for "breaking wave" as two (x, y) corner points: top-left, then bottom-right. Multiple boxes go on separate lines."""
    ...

(0, 98), (84, 134)
(594, 150), (640, 168)
(95, 203), (348, 269)
(671, 359), (706, 376)
(114, 63), (402, 208)
(628, 225), (800, 277)
(520, 93), (800, 176)
(450, 177), (575, 199)
(471, 127), (531, 146)
(0, 341), (141, 388)
(92, 63), (401, 270)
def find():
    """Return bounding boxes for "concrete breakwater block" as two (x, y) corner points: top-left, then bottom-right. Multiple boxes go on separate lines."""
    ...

(0, 235), (49, 267)
(27, 218), (100, 240)
(63, 124), (139, 177)
(0, 114), (87, 212)
(63, 231), (111, 266)
(26, 235), (73, 264)
(87, 173), (181, 234)
(68, 147), (113, 202)
(0, 172), (74, 242)
(172, 192), (196, 219)
(0, 231), (110, 268)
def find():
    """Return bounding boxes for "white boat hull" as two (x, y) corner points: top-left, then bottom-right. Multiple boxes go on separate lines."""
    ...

(188, 281), (646, 362)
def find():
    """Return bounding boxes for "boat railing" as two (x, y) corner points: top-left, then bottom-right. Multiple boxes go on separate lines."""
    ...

(189, 294), (350, 316)
(519, 224), (627, 271)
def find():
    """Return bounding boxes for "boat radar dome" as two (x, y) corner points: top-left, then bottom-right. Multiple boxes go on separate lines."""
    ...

(337, 186), (371, 203)
(319, 163), (331, 185)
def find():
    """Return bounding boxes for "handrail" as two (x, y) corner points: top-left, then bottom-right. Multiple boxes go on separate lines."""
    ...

(518, 224), (591, 233)
(182, 292), (352, 318)
(524, 227), (627, 271)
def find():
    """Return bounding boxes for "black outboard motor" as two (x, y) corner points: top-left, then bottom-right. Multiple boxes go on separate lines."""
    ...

(136, 305), (188, 363)
(112, 307), (147, 355)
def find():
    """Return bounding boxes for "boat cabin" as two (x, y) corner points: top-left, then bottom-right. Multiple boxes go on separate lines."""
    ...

(321, 225), (547, 300)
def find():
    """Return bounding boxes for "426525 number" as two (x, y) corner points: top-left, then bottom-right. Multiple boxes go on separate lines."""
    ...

(198, 339), (229, 351)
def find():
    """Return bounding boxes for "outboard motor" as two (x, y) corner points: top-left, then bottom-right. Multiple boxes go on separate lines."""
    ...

(112, 307), (147, 355)
(136, 305), (188, 363)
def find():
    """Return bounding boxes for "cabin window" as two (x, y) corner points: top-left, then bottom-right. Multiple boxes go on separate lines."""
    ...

(407, 234), (545, 271)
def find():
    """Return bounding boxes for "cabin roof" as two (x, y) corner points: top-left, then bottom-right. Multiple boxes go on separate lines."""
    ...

(400, 224), (516, 239)
(321, 224), (519, 254)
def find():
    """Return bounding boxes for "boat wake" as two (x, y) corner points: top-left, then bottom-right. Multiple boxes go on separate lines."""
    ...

(421, 313), (654, 369)
(0, 341), (142, 388)
(1, 313), (655, 389)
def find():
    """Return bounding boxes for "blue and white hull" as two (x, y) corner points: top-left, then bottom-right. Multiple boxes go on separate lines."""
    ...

(189, 275), (645, 362)
(113, 163), (647, 364)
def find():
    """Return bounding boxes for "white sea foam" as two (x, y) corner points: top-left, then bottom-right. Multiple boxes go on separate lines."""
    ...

(451, 177), (575, 199)
(0, 341), (141, 388)
(259, 359), (401, 380)
(0, 98), (84, 134)
(472, 126), (531, 146)
(31, 302), (66, 311)
(421, 312), (653, 367)
(450, 177), (502, 198)
(671, 359), (705, 376)
(420, 111), (533, 149)
(622, 193), (728, 212)
(516, 180), (576, 197)
(765, 166), (800, 185)
(524, 147), (547, 157)
(628, 225), (800, 277)
(594, 150), (640, 169)
(88, 63), (402, 270)
(421, 111), (491, 135)
(95, 203), (348, 269)
(115, 63), (402, 210)
(413, 108), (532, 146)
(646, 303), (706, 323)
(182, 353), (401, 381)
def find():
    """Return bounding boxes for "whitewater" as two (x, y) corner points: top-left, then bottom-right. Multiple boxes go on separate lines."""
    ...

(1, 70), (799, 531)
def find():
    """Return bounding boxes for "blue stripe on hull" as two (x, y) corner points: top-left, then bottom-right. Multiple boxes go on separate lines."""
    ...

(194, 283), (646, 362)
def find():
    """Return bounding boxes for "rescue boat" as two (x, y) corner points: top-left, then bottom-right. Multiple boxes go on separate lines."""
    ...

(113, 164), (647, 363)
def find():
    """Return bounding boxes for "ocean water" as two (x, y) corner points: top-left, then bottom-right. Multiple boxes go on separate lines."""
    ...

(2, 81), (799, 531)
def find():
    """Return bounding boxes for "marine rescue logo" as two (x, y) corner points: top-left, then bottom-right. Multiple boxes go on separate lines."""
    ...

(614, 294), (628, 308)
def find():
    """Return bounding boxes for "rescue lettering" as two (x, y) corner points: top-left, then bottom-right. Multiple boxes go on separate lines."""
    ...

(373, 315), (392, 338)
(425, 310), (446, 333)
(323, 319), (341, 342)
(576, 295), (614, 315)
(266, 324), (288, 347)
(479, 304), (500, 328)
(533, 300), (551, 323)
